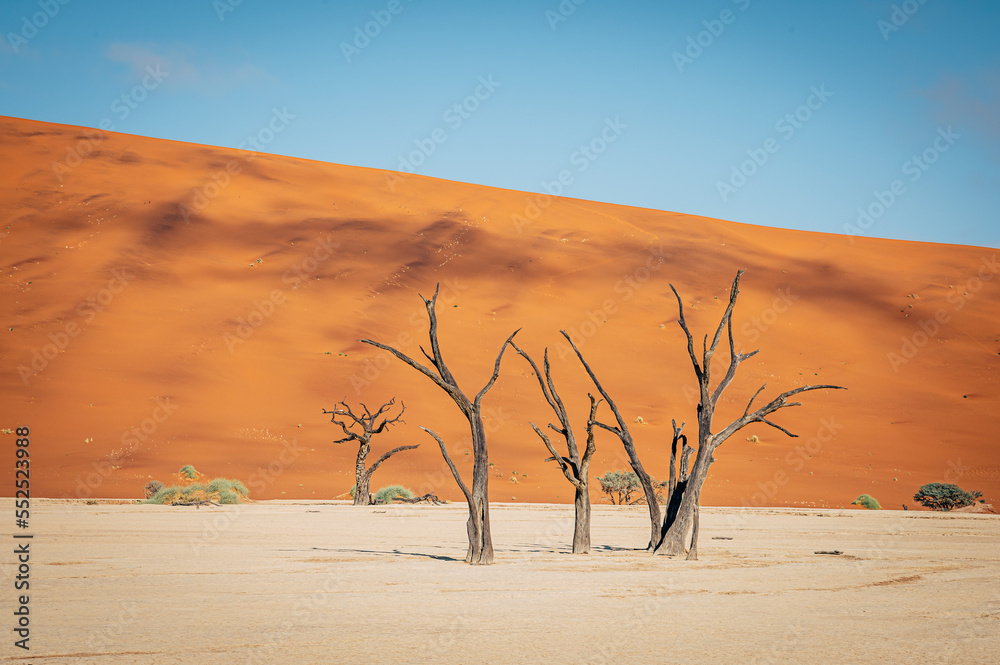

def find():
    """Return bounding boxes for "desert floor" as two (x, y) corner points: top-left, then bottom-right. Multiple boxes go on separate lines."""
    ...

(3, 500), (999, 664)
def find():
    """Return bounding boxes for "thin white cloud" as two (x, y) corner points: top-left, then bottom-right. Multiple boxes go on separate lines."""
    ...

(103, 42), (272, 92)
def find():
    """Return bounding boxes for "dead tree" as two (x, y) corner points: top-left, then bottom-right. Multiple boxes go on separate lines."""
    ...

(654, 270), (846, 558)
(561, 331), (663, 550)
(361, 284), (518, 565)
(512, 342), (600, 554)
(322, 399), (416, 506)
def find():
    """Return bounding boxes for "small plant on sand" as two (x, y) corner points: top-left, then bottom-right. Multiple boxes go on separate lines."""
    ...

(913, 483), (982, 511)
(143, 480), (165, 499)
(179, 465), (199, 480)
(373, 485), (414, 504)
(851, 494), (881, 510)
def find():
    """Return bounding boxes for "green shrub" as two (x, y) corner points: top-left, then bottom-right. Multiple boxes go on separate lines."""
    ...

(597, 470), (641, 505)
(144, 486), (181, 504)
(913, 483), (982, 511)
(218, 488), (239, 504)
(179, 465), (198, 479)
(207, 478), (248, 496)
(349, 484), (357, 498)
(851, 494), (881, 510)
(373, 485), (413, 504)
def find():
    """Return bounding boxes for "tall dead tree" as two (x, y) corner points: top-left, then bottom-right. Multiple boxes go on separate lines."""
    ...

(564, 271), (845, 559)
(322, 399), (416, 506)
(361, 284), (518, 565)
(654, 270), (846, 558)
(512, 342), (600, 554)
(561, 331), (663, 550)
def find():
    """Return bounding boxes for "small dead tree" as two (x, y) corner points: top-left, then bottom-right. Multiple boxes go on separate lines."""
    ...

(512, 343), (600, 554)
(361, 284), (518, 565)
(561, 331), (663, 550)
(655, 270), (846, 558)
(322, 399), (416, 506)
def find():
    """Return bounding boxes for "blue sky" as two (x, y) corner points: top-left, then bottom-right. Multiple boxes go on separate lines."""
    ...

(2, 0), (998, 248)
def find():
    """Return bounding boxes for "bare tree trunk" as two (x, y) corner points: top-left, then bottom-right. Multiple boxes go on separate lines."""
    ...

(362, 284), (517, 565)
(573, 483), (591, 553)
(657, 452), (710, 556)
(687, 503), (700, 561)
(355, 473), (371, 505)
(466, 416), (493, 564)
(656, 270), (845, 557)
(354, 440), (371, 505)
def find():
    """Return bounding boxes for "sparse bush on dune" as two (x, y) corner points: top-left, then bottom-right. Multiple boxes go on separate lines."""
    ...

(851, 494), (881, 510)
(913, 483), (982, 511)
(373, 485), (414, 504)
(179, 465), (199, 479)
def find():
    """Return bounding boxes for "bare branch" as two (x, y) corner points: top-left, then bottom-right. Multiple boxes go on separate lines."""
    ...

(759, 418), (797, 438)
(372, 400), (406, 434)
(592, 421), (622, 436)
(511, 342), (558, 414)
(529, 422), (563, 467)
(715, 384), (847, 445)
(473, 329), (521, 407)
(419, 426), (472, 506)
(370, 398), (397, 420)
(360, 337), (450, 392)
(323, 407), (363, 443)
(512, 343), (578, 463)
(559, 331), (632, 440)
(421, 284), (461, 388)
(580, 393), (600, 475)
(704, 270), (745, 377)
(669, 283), (702, 383)
(366, 443), (420, 477)
(742, 384), (768, 418)
(709, 311), (758, 408)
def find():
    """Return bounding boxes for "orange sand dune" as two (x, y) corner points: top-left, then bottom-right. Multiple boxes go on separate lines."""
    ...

(1, 116), (997, 509)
